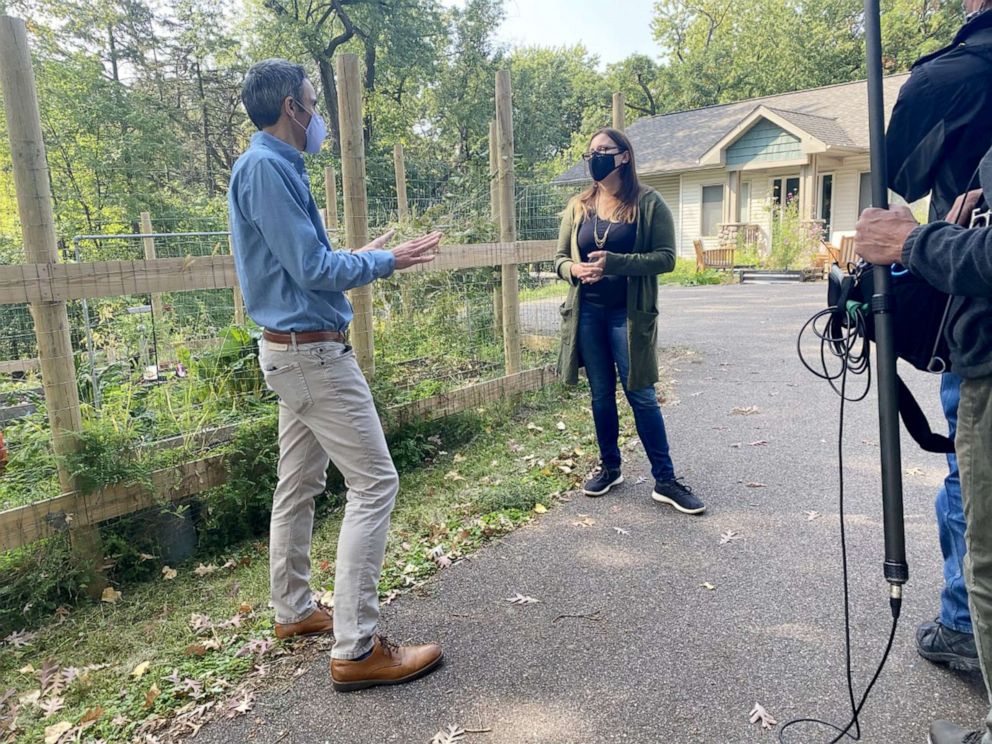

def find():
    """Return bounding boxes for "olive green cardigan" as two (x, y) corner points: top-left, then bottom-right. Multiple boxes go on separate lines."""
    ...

(554, 187), (677, 390)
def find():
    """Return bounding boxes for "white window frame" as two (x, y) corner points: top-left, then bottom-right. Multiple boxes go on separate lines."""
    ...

(700, 183), (725, 237)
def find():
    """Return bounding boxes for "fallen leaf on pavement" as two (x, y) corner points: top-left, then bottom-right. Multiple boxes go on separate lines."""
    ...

(614, 527), (630, 535)
(572, 517), (595, 528)
(430, 725), (466, 744)
(505, 593), (539, 605)
(731, 406), (761, 415)
(749, 702), (778, 729)
(745, 482), (767, 488)
(749, 440), (769, 446)
(805, 511), (821, 521)
(701, 582), (716, 590)
(719, 531), (741, 545)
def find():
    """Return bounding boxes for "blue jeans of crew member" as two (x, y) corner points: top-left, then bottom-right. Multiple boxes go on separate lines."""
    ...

(938, 371), (972, 634)
(577, 303), (675, 483)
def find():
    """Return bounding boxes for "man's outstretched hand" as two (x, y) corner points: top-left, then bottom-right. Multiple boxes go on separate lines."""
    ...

(358, 229), (443, 270)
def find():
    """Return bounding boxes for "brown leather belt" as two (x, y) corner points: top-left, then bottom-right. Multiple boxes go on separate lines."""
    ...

(262, 329), (346, 345)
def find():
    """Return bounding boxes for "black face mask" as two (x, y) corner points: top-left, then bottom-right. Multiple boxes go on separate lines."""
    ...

(588, 151), (622, 182)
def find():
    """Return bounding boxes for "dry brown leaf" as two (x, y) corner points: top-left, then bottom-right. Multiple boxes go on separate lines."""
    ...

(701, 582), (716, 590)
(161, 565), (177, 581)
(79, 707), (103, 724)
(143, 683), (161, 710)
(43, 721), (72, 744)
(731, 405), (761, 416)
(745, 482), (767, 488)
(193, 564), (218, 577)
(572, 517), (595, 528)
(805, 510), (821, 521)
(39, 696), (64, 718)
(533, 503), (547, 514)
(100, 587), (121, 604)
(614, 527), (630, 535)
(749, 440), (769, 446)
(131, 661), (150, 679)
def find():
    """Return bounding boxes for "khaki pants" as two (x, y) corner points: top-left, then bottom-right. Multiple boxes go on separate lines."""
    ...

(258, 339), (398, 660)
(959, 375), (992, 741)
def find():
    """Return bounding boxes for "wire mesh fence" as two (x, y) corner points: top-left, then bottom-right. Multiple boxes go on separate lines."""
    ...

(0, 171), (575, 514)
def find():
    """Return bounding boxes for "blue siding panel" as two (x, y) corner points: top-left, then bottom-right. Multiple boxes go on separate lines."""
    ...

(726, 120), (802, 166)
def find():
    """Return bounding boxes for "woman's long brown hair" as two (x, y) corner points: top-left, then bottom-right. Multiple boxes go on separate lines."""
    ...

(573, 127), (643, 224)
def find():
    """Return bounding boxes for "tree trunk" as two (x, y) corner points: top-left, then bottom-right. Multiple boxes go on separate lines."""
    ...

(195, 61), (215, 196)
(317, 58), (342, 157)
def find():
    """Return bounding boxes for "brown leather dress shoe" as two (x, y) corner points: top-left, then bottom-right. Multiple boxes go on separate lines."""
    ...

(274, 607), (333, 640)
(330, 635), (443, 692)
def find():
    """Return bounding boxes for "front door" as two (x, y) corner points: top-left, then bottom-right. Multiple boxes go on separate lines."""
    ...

(771, 176), (800, 211)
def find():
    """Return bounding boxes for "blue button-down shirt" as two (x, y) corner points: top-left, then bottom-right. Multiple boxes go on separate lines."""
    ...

(227, 131), (395, 332)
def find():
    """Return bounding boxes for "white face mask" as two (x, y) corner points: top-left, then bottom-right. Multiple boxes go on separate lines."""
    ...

(290, 98), (327, 154)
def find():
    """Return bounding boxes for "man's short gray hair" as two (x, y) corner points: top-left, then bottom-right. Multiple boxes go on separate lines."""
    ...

(241, 59), (308, 130)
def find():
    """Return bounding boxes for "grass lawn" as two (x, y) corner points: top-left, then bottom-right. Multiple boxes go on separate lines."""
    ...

(0, 384), (621, 743)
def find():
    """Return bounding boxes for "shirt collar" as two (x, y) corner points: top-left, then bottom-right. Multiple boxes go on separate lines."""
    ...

(252, 131), (305, 171)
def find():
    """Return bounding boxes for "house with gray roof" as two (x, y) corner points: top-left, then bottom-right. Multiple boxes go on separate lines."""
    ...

(555, 74), (911, 259)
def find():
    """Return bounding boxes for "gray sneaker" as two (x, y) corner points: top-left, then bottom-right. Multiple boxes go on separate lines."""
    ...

(917, 619), (981, 674)
(652, 478), (705, 515)
(928, 720), (983, 744)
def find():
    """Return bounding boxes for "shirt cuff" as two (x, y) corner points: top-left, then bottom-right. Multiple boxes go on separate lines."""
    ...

(371, 249), (396, 278)
(900, 224), (924, 266)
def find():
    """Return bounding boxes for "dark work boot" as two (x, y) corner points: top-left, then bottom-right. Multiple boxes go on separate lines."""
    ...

(917, 619), (981, 674)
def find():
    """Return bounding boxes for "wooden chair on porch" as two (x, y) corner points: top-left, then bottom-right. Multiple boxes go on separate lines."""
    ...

(693, 239), (735, 272)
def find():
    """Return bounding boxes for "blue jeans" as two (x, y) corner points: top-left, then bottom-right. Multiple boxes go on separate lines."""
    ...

(938, 371), (972, 633)
(577, 303), (675, 482)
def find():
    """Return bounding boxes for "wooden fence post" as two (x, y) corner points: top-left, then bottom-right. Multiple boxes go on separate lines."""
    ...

(324, 165), (339, 230)
(612, 92), (626, 132)
(0, 15), (104, 593)
(336, 53), (375, 377)
(496, 70), (520, 375)
(393, 143), (409, 222)
(488, 120), (502, 333)
(139, 212), (174, 360)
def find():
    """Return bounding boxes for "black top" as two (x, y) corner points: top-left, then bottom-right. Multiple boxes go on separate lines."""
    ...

(886, 11), (992, 219)
(577, 214), (637, 309)
(902, 142), (992, 379)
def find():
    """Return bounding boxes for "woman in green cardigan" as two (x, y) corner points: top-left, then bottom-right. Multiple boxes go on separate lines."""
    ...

(555, 127), (704, 515)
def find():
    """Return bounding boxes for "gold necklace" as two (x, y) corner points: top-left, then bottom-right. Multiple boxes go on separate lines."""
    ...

(592, 214), (611, 250)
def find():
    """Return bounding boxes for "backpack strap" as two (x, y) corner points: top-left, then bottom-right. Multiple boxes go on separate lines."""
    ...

(897, 376), (955, 453)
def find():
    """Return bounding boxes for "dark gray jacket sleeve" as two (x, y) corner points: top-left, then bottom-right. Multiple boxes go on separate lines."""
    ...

(902, 222), (992, 297)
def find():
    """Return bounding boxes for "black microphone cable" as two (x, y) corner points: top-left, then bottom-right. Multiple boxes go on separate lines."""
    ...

(780, 299), (900, 743)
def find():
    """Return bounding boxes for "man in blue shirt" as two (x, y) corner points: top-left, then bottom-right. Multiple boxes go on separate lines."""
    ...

(228, 58), (443, 691)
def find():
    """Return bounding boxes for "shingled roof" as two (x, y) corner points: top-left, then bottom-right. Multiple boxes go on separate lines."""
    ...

(554, 74), (910, 183)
